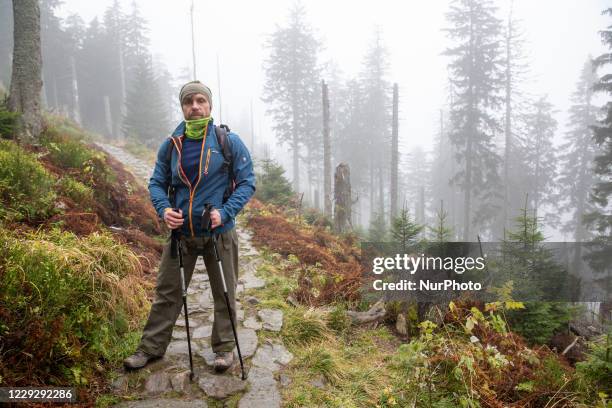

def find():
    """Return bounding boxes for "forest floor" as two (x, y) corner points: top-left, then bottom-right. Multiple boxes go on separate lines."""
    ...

(1, 119), (606, 407)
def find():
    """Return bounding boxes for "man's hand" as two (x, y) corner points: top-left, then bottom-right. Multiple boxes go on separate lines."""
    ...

(164, 208), (184, 229)
(210, 209), (222, 229)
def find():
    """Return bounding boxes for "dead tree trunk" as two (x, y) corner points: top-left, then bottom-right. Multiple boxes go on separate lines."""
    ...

(8, 0), (43, 143)
(322, 80), (332, 218)
(390, 83), (399, 218)
(334, 163), (351, 233)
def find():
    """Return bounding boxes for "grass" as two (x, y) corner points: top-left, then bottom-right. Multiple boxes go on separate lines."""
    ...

(241, 243), (400, 407)
(0, 227), (152, 389)
(0, 139), (57, 221)
(239, 215), (607, 407)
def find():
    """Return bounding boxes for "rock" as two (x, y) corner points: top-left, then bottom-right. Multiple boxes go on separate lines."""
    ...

(193, 325), (213, 339)
(111, 375), (128, 393)
(165, 340), (200, 357)
(197, 346), (216, 366)
(309, 374), (326, 388)
(198, 372), (247, 399)
(144, 371), (171, 395)
(285, 295), (299, 307)
(241, 271), (266, 289)
(238, 367), (280, 408)
(113, 399), (207, 408)
(187, 292), (213, 312)
(175, 318), (200, 328)
(279, 373), (291, 387)
(237, 309), (245, 321)
(251, 342), (293, 372)
(234, 328), (258, 358)
(170, 370), (192, 394)
(396, 313), (407, 335)
(245, 296), (260, 305)
(243, 316), (262, 330)
(257, 309), (283, 332)
(172, 329), (188, 340)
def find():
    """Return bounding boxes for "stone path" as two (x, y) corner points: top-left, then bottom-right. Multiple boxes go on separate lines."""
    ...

(96, 143), (154, 185)
(101, 143), (293, 407)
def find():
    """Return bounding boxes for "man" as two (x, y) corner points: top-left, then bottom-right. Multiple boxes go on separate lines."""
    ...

(123, 80), (256, 373)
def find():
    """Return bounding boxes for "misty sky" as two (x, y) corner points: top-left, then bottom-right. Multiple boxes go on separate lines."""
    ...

(56, 0), (609, 163)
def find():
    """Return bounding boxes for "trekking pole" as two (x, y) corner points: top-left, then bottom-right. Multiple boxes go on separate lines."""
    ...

(171, 212), (195, 381)
(202, 203), (248, 380)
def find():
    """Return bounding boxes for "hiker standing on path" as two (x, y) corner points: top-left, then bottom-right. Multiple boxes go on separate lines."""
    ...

(124, 80), (256, 373)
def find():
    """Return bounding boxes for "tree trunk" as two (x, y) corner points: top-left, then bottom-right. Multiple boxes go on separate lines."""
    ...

(8, 0), (43, 143)
(334, 163), (351, 233)
(322, 80), (332, 218)
(390, 83), (399, 219)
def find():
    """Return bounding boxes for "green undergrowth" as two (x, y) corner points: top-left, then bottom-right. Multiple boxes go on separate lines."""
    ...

(241, 226), (610, 407)
(0, 115), (158, 403)
(0, 139), (57, 221)
(0, 227), (150, 389)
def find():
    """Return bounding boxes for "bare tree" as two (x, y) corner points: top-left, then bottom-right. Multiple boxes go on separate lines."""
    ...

(334, 163), (352, 233)
(9, 0), (43, 143)
(322, 80), (332, 217)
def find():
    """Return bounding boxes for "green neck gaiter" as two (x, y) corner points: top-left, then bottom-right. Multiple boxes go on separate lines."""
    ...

(185, 117), (211, 139)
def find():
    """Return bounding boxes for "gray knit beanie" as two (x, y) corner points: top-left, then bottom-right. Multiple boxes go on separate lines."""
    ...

(179, 80), (213, 109)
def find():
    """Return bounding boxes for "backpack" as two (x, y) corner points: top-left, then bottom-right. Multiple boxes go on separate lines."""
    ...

(165, 124), (235, 205)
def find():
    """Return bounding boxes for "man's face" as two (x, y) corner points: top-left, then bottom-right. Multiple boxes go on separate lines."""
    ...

(181, 93), (211, 120)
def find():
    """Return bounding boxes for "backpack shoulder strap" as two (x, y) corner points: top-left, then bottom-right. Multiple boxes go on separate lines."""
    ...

(215, 124), (233, 166)
(165, 134), (183, 164)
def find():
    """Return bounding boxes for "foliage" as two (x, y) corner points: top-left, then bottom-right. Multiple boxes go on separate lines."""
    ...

(557, 58), (600, 241)
(0, 97), (19, 139)
(122, 56), (170, 148)
(390, 205), (423, 251)
(262, 2), (322, 191)
(576, 334), (612, 395)
(0, 139), (57, 222)
(368, 212), (388, 241)
(254, 158), (294, 206)
(500, 204), (574, 344)
(42, 125), (101, 169)
(444, 0), (504, 239)
(57, 176), (94, 204)
(303, 207), (332, 228)
(0, 227), (150, 386)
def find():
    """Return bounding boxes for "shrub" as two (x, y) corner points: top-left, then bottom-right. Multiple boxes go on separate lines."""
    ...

(0, 139), (57, 221)
(576, 334), (612, 395)
(0, 97), (18, 139)
(254, 158), (294, 206)
(0, 228), (150, 386)
(58, 176), (94, 204)
(43, 130), (100, 169)
(506, 302), (573, 345)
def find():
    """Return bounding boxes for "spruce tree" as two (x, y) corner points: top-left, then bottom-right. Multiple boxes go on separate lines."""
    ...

(520, 96), (558, 222)
(557, 58), (600, 242)
(584, 8), (612, 293)
(586, 8), (612, 241)
(254, 158), (294, 206)
(503, 202), (573, 345)
(368, 212), (388, 242)
(390, 203), (423, 252)
(122, 56), (169, 148)
(360, 28), (391, 222)
(262, 2), (321, 194)
(444, 0), (504, 241)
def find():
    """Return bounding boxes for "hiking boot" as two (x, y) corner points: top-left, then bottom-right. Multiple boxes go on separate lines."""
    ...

(214, 351), (234, 373)
(123, 350), (159, 370)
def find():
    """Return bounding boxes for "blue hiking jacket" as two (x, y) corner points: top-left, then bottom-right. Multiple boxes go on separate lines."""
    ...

(148, 119), (256, 237)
